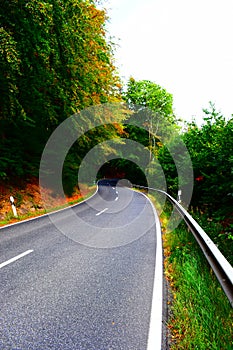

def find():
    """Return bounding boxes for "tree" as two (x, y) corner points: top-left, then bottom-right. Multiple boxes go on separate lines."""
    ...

(0, 0), (123, 184)
(123, 77), (177, 153)
(124, 78), (174, 120)
(118, 78), (180, 187)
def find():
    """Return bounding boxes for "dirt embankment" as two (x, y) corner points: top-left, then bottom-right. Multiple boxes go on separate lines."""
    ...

(0, 177), (88, 225)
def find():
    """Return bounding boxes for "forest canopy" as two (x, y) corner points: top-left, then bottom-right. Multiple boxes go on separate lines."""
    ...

(0, 0), (122, 180)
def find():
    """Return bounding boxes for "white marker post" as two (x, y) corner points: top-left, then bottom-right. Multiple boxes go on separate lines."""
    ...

(10, 196), (18, 217)
(178, 190), (182, 203)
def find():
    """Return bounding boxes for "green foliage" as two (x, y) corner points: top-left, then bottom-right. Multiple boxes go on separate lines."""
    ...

(0, 26), (24, 121)
(123, 78), (174, 121)
(191, 210), (233, 265)
(97, 158), (148, 185)
(0, 0), (122, 189)
(113, 78), (179, 187)
(123, 78), (177, 142)
(183, 102), (233, 217)
(122, 78), (193, 196)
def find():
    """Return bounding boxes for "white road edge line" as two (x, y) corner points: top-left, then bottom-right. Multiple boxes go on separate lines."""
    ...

(96, 208), (109, 216)
(0, 250), (34, 269)
(135, 190), (163, 350)
(147, 207), (163, 350)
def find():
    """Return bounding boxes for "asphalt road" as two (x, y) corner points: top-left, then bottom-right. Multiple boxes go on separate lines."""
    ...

(0, 181), (162, 350)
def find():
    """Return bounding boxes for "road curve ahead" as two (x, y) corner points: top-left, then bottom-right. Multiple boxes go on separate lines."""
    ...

(0, 180), (162, 350)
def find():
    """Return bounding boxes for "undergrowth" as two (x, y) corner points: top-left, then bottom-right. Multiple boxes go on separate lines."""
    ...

(191, 211), (233, 266)
(161, 205), (233, 349)
(0, 186), (96, 227)
(165, 223), (232, 349)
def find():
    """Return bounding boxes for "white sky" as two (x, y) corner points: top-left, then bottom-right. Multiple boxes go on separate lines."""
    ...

(104, 0), (233, 124)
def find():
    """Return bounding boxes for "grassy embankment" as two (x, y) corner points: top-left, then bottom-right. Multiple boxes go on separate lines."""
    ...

(149, 193), (233, 349)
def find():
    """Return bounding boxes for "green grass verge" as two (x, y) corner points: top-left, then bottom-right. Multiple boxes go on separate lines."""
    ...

(163, 218), (233, 349)
(147, 194), (233, 349)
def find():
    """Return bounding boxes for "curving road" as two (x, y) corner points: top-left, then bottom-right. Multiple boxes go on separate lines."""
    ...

(0, 180), (162, 350)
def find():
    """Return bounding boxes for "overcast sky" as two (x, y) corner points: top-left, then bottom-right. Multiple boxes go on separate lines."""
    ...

(104, 0), (233, 124)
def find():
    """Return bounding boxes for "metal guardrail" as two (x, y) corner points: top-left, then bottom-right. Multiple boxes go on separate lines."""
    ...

(133, 185), (233, 307)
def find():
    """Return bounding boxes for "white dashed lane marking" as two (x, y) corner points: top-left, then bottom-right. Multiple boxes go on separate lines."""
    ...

(96, 208), (109, 216)
(0, 250), (34, 269)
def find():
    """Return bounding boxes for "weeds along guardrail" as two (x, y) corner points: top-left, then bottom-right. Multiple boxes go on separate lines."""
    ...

(133, 185), (233, 307)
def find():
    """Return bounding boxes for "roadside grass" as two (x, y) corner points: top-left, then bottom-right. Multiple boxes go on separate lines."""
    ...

(147, 194), (233, 349)
(162, 215), (233, 349)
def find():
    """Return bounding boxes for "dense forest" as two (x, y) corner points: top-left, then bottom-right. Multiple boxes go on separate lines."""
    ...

(0, 0), (233, 248)
(0, 0), (123, 183)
